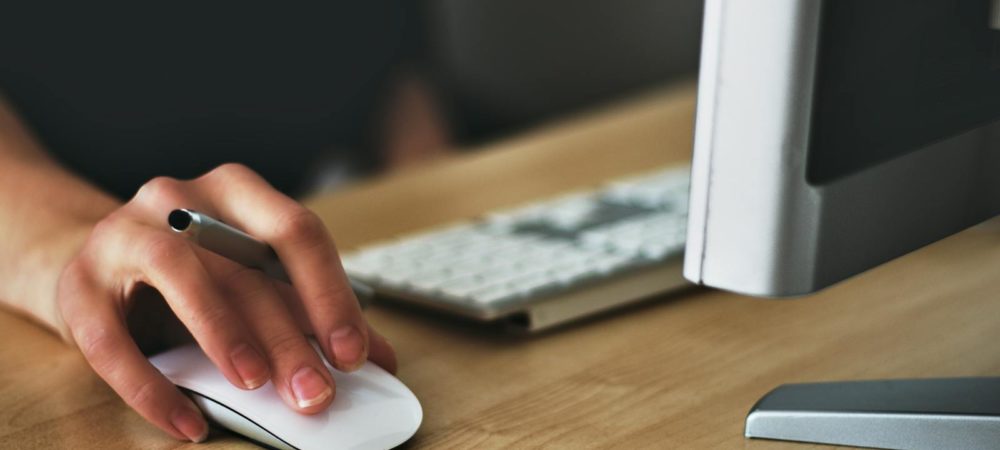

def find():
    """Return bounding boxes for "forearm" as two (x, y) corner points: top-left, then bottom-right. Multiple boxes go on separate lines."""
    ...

(0, 96), (119, 337)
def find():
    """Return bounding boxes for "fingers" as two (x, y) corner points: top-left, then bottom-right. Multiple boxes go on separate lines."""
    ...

(129, 175), (211, 220)
(272, 281), (398, 373)
(193, 163), (369, 372)
(56, 165), (398, 446)
(94, 217), (270, 391)
(366, 324), (398, 374)
(207, 256), (336, 414)
(58, 260), (208, 443)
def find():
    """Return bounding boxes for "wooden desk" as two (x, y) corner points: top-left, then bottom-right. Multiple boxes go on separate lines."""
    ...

(4, 82), (1000, 449)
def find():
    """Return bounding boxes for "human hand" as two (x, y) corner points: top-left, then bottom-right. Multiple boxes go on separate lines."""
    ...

(56, 163), (396, 442)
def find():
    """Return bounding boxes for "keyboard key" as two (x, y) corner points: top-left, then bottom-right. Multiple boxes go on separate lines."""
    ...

(339, 166), (690, 314)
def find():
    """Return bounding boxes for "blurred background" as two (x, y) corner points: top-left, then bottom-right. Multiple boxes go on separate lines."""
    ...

(370, 0), (703, 180)
(0, 1), (703, 197)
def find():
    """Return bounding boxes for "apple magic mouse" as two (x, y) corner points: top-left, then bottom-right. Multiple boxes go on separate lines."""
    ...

(150, 342), (422, 450)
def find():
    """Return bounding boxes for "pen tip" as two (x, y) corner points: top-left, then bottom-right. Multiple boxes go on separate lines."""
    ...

(168, 209), (193, 232)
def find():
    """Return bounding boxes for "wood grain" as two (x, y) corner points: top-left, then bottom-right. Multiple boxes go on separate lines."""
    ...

(3, 81), (1000, 449)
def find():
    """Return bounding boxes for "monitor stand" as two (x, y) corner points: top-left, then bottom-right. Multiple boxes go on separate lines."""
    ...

(745, 378), (1000, 449)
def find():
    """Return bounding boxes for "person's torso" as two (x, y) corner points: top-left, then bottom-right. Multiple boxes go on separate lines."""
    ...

(0, 3), (409, 197)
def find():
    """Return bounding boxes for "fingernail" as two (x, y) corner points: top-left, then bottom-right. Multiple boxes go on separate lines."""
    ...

(329, 326), (366, 370)
(230, 343), (269, 389)
(291, 366), (333, 409)
(171, 406), (208, 443)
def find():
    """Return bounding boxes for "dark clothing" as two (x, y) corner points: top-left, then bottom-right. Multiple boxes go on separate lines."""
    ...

(0, 3), (413, 198)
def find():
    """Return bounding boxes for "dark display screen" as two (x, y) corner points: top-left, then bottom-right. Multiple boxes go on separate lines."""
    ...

(807, 0), (1000, 184)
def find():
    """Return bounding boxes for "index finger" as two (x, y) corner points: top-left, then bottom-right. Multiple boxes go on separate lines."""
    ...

(192, 163), (369, 372)
(59, 262), (208, 443)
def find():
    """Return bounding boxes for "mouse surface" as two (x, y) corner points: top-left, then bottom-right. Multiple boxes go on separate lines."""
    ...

(149, 342), (422, 450)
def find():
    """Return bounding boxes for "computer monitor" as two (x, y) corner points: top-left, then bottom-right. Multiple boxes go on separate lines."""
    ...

(684, 0), (1000, 448)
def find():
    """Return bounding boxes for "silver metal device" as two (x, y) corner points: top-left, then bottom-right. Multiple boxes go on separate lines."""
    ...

(340, 166), (691, 332)
(746, 378), (1000, 450)
(686, 0), (1000, 448)
(168, 209), (373, 303)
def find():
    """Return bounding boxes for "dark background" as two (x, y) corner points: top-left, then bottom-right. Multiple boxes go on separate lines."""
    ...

(0, 1), (703, 198)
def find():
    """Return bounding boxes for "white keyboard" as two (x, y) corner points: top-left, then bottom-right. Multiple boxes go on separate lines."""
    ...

(341, 165), (691, 329)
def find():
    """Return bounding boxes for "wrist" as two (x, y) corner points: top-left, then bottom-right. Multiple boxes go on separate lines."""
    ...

(0, 162), (120, 339)
(0, 101), (123, 339)
(13, 218), (100, 339)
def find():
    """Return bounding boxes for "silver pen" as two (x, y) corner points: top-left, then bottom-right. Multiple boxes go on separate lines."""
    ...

(168, 208), (373, 305)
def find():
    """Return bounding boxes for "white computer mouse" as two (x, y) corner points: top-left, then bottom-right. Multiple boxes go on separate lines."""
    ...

(149, 342), (422, 450)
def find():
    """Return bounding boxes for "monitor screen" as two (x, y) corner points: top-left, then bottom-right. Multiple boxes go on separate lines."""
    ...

(807, 0), (1000, 184)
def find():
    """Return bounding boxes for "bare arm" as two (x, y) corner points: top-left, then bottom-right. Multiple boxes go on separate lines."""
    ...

(0, 96), (118, 336)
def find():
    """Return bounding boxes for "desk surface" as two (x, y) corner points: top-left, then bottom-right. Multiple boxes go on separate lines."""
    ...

(3, 83), (1000, 449)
